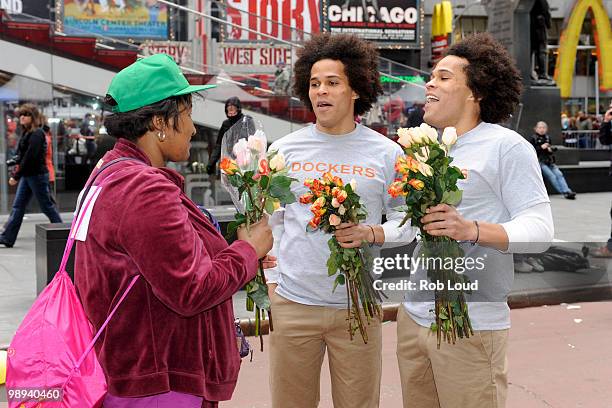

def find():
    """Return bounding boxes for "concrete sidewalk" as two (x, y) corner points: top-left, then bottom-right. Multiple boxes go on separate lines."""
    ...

(224, 301), (612, 408)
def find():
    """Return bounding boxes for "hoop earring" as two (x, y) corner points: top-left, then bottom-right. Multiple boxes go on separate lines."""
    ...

(157, 131), (166, 142)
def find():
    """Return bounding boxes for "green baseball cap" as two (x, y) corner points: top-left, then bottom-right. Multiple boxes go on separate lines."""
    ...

(106, 53), (216, 113)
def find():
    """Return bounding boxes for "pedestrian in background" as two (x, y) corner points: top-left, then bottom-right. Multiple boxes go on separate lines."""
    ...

(0, 104), (62, 248)
(273, 61), (291, 95)
(207, 97), (254, 175)
(529, 121), (577, 199)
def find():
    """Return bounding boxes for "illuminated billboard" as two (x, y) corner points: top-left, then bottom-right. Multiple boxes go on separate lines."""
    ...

(61, 0), (168, 39)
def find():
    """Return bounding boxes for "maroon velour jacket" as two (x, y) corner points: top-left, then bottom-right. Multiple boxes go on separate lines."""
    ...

(75, 139), (258, 401)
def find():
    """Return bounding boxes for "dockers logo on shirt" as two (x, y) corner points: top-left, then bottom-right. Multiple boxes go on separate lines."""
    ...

(291, 161), (376, 178)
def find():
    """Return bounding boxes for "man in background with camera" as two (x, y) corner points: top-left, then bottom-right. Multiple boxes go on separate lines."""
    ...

(0, 104), (62, 248)
(529, 120), (577, 200)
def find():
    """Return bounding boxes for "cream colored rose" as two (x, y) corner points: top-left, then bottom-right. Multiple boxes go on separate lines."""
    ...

(409, 127), (425, 144)
(420, 123), (439, 144)
(269, 152), (286, 171)
(414, 146), (430, 162)
(442, 127), (458, 147)
(397, 128), (412, 148)
(418, 162), (433, 177)
(247, 133), (266, 153)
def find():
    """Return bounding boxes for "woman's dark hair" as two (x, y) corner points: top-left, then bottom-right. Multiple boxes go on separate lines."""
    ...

(103, 94), (193, 141)
(292, 33), (383, 116)
(446, 32), (522, 124)
(17, 103), (41, 129)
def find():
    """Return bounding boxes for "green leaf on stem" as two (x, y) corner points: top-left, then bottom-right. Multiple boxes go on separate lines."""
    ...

(259, 175), (270, 189)
(428, 148), (440, 161)
(269, 175), (296, 204)
(327, 256), (337, 276)
(442, 190), (463, 206)
(226, 213), (247, 239)
(264, 197), (276, 214)
(227, 174), (243, 188)
(434, 179), (444, 202)
(332, 273), (345, 292)
(247, 282), (271, 311)
(243, 170), (255, 183)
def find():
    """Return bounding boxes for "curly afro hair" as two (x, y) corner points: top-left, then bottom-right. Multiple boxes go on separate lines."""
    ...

(446, 32), (522, 124)
(292, 33), (383, 116)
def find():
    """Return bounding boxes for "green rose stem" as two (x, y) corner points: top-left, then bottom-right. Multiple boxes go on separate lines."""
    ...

(329, 234), (382, 343)
(243, 182), (273, 351)
(422, 233), (474, 349)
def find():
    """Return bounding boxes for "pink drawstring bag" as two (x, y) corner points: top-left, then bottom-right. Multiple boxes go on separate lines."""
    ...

(6, 158), (140, 407)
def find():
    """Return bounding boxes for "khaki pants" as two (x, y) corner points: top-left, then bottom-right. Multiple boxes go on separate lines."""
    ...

(269, 292), (382, 408)
(396, 307), (508, 408)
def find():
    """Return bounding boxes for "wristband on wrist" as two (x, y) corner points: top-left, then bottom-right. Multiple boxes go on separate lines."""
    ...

(368, 225), (376, 244)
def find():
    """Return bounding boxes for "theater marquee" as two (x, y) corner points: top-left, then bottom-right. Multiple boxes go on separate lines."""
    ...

(320, 0), (423, 49)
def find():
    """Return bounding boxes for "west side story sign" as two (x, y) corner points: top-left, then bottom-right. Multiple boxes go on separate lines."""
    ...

(321, 0), (422, 48)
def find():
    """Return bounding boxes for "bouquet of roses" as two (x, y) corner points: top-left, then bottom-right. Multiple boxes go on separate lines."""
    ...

(299, 172), (382, 343)
(219, 117), (296, 348)
(388, 123), (473, 348)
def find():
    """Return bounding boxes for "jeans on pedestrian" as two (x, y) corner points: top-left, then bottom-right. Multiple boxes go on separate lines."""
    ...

(0, 173), (62, 245)
(540, 162), (571, 194)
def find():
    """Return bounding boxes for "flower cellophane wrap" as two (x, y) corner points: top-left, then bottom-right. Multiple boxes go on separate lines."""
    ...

(219, 117), (295, 349)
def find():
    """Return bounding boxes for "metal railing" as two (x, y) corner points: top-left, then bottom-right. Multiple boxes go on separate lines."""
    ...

(561, 130), (609, 149)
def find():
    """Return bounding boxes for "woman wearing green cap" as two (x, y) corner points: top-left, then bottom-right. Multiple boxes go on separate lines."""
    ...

(74, 54), (274, 407)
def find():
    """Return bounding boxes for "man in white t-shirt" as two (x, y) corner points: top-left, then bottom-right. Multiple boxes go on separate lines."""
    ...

(265, 33), (416, 407)
(397, 33), (555, 407)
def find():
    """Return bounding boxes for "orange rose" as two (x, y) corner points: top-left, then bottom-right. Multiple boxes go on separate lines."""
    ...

(408, 179), (425, 190)
(395, 157), (408, 174)
(395, 156), (420, 175)
(219, 158), (238, 175)
(387, 181), (407, 198)
(322, 172), (334, 184)
(336, 190), (348, 204)
(304, 178), (314, 188)
(299, 193), (314, 204)
(332, 176), (344, 187)
(308, 216), (321, 229)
